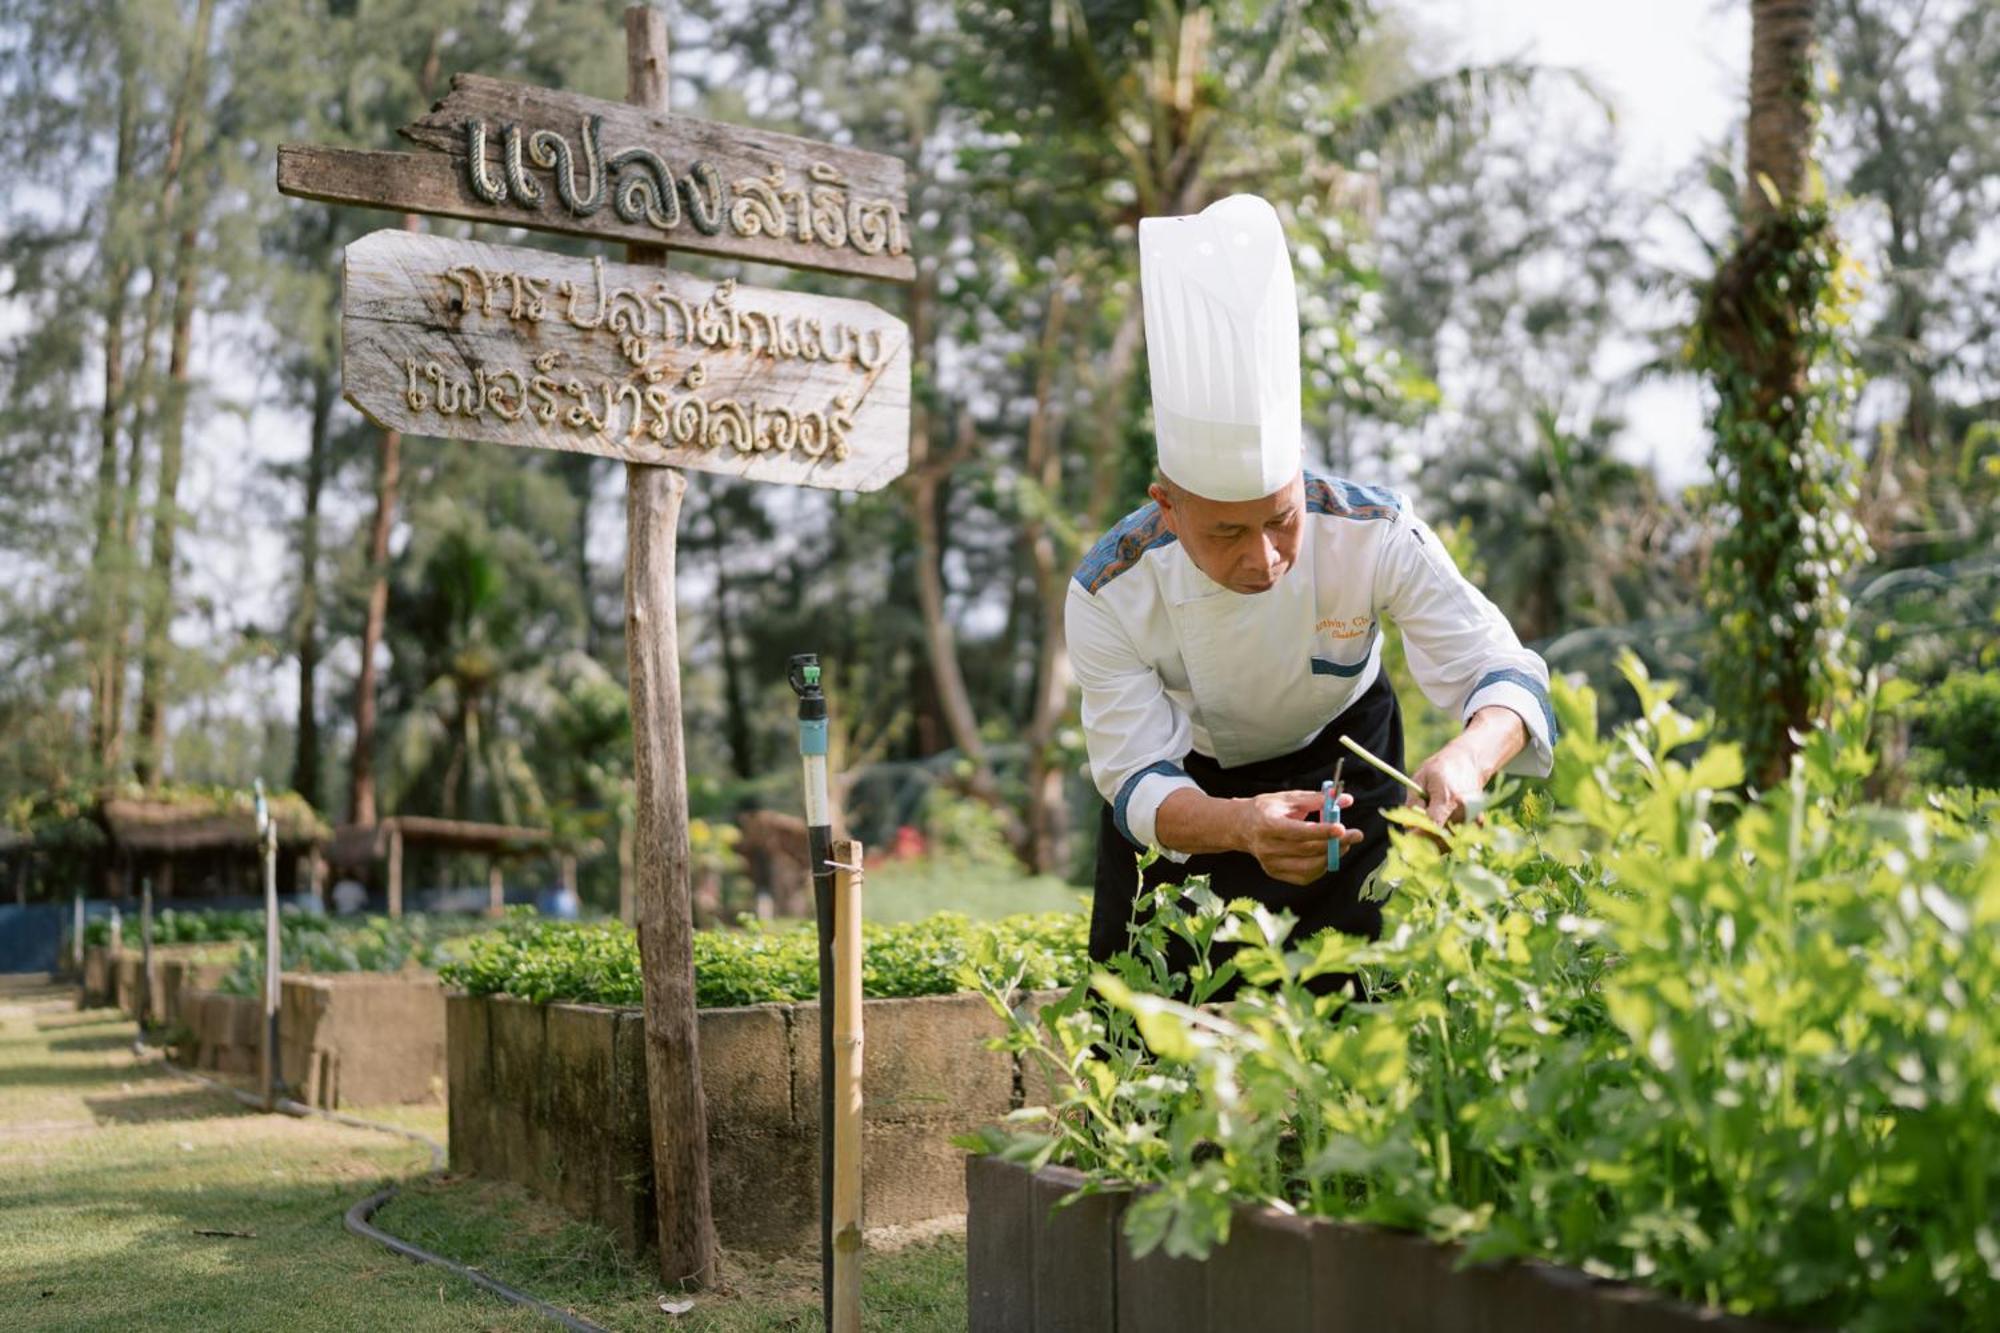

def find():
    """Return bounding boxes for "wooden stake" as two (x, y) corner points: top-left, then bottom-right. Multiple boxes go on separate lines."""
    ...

(487, 860), (504, 918)
(260, 822), (279, 1113)
(139, 875), (154, 1030)
(831, 838), (865, 1333)
(386, 822), (403, 919)
(621, 1), (718, 1291)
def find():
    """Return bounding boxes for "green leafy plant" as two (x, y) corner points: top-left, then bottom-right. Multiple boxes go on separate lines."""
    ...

(965, 657), (1998, 1330)
(215, 912), (499, 996)
(84, 907), (269, 948)
(438, 910), (1086, 1009)
(1911, 669), (2000, 789)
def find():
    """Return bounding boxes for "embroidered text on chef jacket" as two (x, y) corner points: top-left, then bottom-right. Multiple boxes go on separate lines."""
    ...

(1067, 472), (1556, 861)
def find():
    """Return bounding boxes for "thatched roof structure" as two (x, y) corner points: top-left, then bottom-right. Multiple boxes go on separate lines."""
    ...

(99, 792), (328, 853)
(9, 785), (328, 856)
(327, 816), (553, 868)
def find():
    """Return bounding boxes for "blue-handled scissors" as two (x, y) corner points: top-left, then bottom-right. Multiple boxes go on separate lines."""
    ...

(1321, 757), (1346, 873)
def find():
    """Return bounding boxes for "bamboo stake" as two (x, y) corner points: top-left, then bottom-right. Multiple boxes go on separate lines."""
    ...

(830, 838), (865, 1333)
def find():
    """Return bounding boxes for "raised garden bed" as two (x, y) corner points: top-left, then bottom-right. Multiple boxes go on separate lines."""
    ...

(965, 1156), (1795, 1333)
(168, 971), (446, 1108)
(448, 989), (1060, 1255)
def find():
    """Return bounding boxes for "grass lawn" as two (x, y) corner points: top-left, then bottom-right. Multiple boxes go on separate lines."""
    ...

(0, 974), (967, 1331)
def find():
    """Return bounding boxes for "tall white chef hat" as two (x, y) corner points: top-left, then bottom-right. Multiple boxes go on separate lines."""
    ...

(1139, 194), (1302, 501)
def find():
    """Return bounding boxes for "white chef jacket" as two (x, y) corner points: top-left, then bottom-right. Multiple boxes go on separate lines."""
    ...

(1067, 472), (1555, 859)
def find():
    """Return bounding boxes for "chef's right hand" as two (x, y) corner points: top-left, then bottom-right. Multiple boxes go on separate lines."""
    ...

(1236, 790), (1361, 886)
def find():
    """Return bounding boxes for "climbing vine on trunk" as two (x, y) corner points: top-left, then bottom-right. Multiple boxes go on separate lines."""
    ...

(1692, 202), (1870, 787)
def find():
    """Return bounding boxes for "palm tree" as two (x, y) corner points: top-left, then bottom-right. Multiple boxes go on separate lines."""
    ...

(383, 522), (573, 828)
(1697, 0), (1870, 784)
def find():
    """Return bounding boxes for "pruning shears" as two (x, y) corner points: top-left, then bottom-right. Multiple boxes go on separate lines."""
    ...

(1321, 757), (1346, 873)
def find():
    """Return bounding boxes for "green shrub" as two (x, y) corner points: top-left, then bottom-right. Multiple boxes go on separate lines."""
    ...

(215, 913), (499, 996)
(1912, 668), (2000, 788)
(965, 656), (1999, 1330)
(438, 910), (1086, 1008)
(84, 907), (268, 948)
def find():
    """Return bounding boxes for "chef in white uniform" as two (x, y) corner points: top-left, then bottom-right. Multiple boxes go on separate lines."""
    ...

(1070, 194), (1555, 989)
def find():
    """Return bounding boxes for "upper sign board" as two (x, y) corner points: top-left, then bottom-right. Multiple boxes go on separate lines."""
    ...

(281, 73), (914, 283)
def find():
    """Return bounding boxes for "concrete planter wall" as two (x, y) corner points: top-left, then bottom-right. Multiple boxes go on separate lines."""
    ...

(81, 945), (116, 1008)
(449, 990), (1053, 1256)
(87, 944), (219, 1022)
(161, 971), (446, 1109)
(965, 1156), (1802, 1333)
(81, 944), (445, 1108)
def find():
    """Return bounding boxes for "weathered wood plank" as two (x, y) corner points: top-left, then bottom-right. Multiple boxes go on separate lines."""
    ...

(340, 228), (911, 492)
(279, 71), (914, 282)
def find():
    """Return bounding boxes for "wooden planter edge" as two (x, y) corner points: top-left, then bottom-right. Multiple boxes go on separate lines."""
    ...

(966, 1154), (1804, 1333)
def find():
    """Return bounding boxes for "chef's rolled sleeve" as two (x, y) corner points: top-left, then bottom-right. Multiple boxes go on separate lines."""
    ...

(1374, 511), (1556, 777)
(1067, 583), (1200, 859)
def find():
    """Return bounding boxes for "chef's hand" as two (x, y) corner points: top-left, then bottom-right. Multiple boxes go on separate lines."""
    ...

(1406, 706), (1529, 836)
(1237, 790), (1362, 886)
(1407, 747), (1487, 829)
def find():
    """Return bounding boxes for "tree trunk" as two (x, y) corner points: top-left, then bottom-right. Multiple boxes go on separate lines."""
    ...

(1019, 280), (1073, 875)
(129, 0), (215, 786)
(133, 193), (207, 785)
(1085, 300), (1146, 528)
(704, 495), (755, 780)
(113, 0), (212, 781)
(904, 263), (1003, 809)
(350, 411), (403, 825)
(1721, 0), (1825, 786)
(350, 33), (441, 822)
(89, 50), (139, 775)
(1744, 0), (1818, 223)
(564, 453), (599, 655)
(291, 371), (335, 807)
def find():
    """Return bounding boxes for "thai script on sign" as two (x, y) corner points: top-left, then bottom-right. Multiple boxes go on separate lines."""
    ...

(441, 263), (896, 374)
(462, 116), (909, 259)
(401, 351), (858, 459)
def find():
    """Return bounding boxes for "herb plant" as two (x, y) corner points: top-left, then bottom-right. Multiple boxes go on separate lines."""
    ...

(965, 657), (1997, 1330)
(439, 910), (1085, 1009)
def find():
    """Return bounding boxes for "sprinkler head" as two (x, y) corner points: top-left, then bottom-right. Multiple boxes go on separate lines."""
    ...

(787, 653), (823, 699)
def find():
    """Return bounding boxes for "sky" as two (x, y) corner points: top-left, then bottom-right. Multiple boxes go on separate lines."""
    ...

(1400, 0), (1751, 487)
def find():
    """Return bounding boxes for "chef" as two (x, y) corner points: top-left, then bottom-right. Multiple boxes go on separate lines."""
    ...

(1069, 194), (1556, 989)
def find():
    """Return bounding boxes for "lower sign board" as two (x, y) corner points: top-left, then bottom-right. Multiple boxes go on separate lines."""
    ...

(340, 228), (911, 491)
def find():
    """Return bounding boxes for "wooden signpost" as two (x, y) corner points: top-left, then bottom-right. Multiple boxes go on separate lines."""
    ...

(278, 3), (911, 1296)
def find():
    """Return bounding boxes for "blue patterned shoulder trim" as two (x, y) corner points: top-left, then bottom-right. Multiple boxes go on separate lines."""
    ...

(1305, 472), (1402, 522)
(1074, 503), (1177, 595)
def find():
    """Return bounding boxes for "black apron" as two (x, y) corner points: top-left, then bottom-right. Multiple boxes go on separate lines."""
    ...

(1089, 670), (1405, 997)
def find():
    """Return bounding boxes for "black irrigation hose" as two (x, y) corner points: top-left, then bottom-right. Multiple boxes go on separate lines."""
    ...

(343, 1188), (606, 1333)
(152, 1048), (607, 1333)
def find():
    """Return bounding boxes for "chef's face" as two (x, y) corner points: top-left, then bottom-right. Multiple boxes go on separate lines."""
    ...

(1150, 470), (1305, 595)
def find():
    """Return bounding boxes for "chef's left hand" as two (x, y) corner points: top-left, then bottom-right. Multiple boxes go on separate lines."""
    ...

(1406, 706), (1529, 830)
(1406, 745), (1488, 828)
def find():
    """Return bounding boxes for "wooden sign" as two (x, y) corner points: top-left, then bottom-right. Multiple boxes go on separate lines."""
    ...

(341, 228), (911, 492)
(281, 73), (914, 283)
